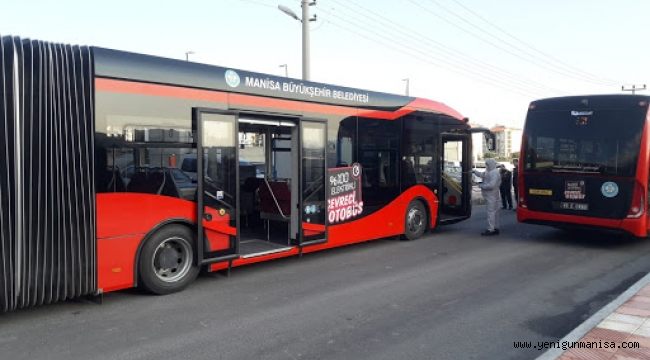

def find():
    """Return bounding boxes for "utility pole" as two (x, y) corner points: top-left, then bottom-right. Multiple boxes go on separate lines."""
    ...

(622, 84), (647, 95)
(301, 0), (316, 81)
(402, 78), (410, 96)
(279, 64), (288, 77)
(279, 1), (317, 80)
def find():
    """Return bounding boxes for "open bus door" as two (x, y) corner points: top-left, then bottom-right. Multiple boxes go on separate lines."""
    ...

(194, 108), (239, 265)
(439, 133), (472, 223)
(294, 119), (328, 246)
(193, 110), (328, 262)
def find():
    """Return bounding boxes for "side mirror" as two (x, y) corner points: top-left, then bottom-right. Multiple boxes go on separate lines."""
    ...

(484, 132), (496, 151)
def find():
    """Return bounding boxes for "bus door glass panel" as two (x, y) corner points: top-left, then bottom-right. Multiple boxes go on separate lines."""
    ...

(200, 113), (238, 254)
(271, 136), (292, 180)
(237, 128), (265, 230)
(301, 121), (327, 243)
(358, 118), (400, 212)
(441, 137), (470, 216)
(402, 114), (438, 193)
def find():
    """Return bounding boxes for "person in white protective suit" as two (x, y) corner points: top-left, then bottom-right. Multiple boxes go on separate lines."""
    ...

(473, 158), (502, 236)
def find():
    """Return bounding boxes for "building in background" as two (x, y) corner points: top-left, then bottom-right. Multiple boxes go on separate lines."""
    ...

(490, 125), (522, 159)
(467, 123), (523, 162)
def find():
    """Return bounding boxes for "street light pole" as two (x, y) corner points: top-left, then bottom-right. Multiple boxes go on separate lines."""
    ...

(279, 64), (288, 77)
(301, 0), (310, 81)
(185, 51), (194, 61)
(278, 2), (316, 81)
(402, 78), (410, 96)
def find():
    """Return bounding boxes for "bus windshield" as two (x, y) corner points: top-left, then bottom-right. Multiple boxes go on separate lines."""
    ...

(523, 108), (646, 177)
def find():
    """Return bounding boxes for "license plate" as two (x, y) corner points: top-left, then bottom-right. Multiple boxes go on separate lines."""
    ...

(560, 202), (589, 211)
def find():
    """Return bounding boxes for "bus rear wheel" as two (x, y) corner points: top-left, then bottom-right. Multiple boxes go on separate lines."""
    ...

(403, 200), (427, 240)
(139, 224), (199, 295)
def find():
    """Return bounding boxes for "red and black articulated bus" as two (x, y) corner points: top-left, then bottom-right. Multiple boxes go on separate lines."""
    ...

(518, 95), (650, 237)
(0, 35), (483, 311)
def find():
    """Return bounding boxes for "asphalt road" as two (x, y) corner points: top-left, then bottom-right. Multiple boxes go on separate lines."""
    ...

(2, 207), (650, 360)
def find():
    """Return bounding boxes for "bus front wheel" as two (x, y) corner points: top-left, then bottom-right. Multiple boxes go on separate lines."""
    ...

(139, 224), (199, 295)
(403, 200), (427, 240)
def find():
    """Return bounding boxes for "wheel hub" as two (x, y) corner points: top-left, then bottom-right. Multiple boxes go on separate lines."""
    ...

(408, 208), (423, 232)
(152, 237), (192, 283)
(157, 247), (180, 269)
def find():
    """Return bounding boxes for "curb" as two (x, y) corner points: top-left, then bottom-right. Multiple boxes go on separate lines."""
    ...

(536, 272), (650, 360)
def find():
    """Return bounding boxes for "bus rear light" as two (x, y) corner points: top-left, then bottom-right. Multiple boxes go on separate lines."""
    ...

(518, 180), (526, 208)
(627, 182), (645, 219)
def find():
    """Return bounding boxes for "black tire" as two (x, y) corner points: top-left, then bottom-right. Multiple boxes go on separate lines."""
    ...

(403, 200), (427, 240)
(139, 224), (199, 295)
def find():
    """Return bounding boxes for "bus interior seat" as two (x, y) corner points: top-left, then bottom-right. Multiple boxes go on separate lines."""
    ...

(126, 172), (152, 193)
(159, 170), (181, 198)
(104, 168), (126, 192)
(127, 170), (165, 195)
(379, 157), (389, 185)
(402, 159), (417, 185)
(241, 176), (262, 192)
(259, 180), (291, 221)
(125, 169), (183, 198)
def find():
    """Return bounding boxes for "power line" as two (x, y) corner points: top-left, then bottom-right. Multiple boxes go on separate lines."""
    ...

(411, 0), (617, 87)
(237, 0), (618, 90)
(328, 0), (562, 96)
(324, 2), (562, 97)
(239, 0), (556, 98)
(319, 8), (544, 98)
(238, 0), (275, 8)
(446, 0), (619, 85)
(322, 13), (537, 97)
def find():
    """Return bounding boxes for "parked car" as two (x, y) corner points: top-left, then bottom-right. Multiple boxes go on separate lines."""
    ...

(180, 154), (264, 181)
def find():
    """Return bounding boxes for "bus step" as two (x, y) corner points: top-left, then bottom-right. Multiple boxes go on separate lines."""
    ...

(239, 239), (293, 258)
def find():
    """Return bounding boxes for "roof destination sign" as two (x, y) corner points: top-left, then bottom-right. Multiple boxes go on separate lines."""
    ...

(218, 68), (414, 109)
(227, 69), (370, 104)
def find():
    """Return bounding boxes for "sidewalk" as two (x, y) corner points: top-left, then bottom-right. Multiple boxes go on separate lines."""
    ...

(538, 273), (650, 360)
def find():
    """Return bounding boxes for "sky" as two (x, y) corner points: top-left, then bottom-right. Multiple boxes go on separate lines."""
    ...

(1, 0), (648, 128)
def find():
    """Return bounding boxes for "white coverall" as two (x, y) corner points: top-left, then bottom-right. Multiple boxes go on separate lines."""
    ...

(474, 159), (502, 231)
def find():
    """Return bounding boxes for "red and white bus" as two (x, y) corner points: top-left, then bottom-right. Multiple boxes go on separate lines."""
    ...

(0, 36), (486, 311)
(518, 95), (650, 237)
